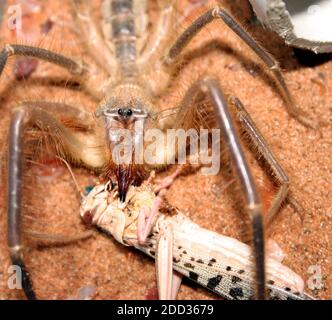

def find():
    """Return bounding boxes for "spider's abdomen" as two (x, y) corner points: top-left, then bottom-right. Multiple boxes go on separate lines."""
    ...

(102, 0), (148, 78)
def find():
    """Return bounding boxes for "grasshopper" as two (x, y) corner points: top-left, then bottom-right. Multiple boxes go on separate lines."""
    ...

(81, 181), (313, 300)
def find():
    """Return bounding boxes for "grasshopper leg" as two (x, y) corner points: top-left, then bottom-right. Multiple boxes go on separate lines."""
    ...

(156, 220), (182, 300)
(137, 190), (165, 245)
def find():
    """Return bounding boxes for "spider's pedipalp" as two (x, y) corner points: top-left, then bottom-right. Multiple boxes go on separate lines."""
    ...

(169, 75), (267, 299)
(167, 72), (298, 299)
(202, 77), (266, 300)
(6, 102), (107, 299)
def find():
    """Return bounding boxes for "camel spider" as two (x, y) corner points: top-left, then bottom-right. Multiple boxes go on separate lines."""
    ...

(1, 0), (315, 300)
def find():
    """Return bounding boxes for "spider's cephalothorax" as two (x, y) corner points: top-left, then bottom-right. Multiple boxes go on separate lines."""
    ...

(96, 84), (156, 201)
(92, 0), (177, 199)
(1, 0), (315, 300)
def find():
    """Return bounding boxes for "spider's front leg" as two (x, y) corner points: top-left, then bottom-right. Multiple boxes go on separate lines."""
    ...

(0, 44), (85, 76)
(162, 6), (317, 129)
(0, 44), (104, 101)
(6, 102), (106, 300)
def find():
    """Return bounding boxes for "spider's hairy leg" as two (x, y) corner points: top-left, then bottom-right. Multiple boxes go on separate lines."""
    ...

(162, 7), (317, 129)
(69, 0), (116, 75)
(231, 97), (290, 224)
(0, 44), (104, 101)
(0, 44), (86, 76)
(7, 102), (106, 299)
(138, 0), (177, 65)
(204, 77), (266, 300)
(175, 76), (266, 300)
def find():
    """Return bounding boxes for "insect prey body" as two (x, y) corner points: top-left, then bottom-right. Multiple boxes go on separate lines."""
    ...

(81, 183), (312, 300)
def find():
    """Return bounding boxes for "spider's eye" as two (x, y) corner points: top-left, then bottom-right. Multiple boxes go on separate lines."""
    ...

(117, 108), (133, 117)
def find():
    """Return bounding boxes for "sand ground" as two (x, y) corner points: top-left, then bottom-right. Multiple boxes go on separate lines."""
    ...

(0, 0), (331, 300)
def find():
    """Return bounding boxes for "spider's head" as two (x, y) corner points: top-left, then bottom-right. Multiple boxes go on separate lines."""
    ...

(96, 95), (152, 201)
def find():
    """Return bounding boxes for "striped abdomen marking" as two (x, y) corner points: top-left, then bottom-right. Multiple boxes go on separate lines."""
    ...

(103, 0), (138, 77)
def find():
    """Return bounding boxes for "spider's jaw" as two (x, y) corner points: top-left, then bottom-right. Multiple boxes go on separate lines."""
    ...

(97, 102), (150, 202)
(115, 164), (147, 202)
(116, 164), (132, 202)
